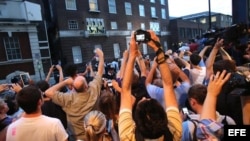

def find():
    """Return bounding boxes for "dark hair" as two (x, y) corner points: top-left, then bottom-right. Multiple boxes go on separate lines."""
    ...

(35, 80), (50, 92)
(16, 85), (42, 114)
(96, 90), (117, 120)
(134, 99), (173, 140)
(64, 63), (78, 77)
(190, 53), (201, 66)
(188, 84), (207, 105)
(213, 59), (236, 73)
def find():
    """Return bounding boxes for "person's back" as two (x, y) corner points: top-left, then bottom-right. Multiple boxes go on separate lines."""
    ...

(6, 85), (68, 141)
(182, 84), (236, 141)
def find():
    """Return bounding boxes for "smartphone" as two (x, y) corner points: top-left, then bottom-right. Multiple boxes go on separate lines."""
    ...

(20, 73), (30, 87)
(182, 107), (189, 115)
(107, 82), (113, 87)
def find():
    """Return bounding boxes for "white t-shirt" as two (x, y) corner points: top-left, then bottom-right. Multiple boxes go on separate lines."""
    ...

(6, 115), (68, 141)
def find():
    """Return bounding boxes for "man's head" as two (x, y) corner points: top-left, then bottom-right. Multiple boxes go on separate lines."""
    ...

(213, 59), (236, 73)
(134, 98), (169, 139)
(73, 76), (88, 92)
(188, 84), (207, 112)
(17, 85), (43, 114)
(190, 53), (201, 66)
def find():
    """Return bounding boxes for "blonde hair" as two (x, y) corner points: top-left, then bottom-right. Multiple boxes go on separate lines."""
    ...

(84, 110), (107, 141)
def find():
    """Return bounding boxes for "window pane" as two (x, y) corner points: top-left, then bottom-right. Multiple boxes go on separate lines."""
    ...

(89, 0), (98, 11)
(139, 5), (145, 17)
(72, 46), (82, 64)
(4, 37), (22, 60)
(86, 18), (105, 34)
(125, 2), (132, 15)
(151, 7), (156, 17)
(68, 20), (78, 29)
(65, 0), (76, 10)
(127, 22), (132, 30)
(161, 9), (166, 19)
(111, 22), (117, 30)
(108, 0), (117, 13)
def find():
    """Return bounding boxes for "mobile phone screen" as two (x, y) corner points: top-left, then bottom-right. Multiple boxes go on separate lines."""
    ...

(20, 73), (30, 87)
(182, 107), (189, 115)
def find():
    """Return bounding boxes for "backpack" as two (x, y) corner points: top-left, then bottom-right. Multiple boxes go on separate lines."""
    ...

(188, 118), (224, 141)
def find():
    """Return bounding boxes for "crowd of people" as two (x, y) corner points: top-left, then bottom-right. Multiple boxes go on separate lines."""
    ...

(0, 30), (250, 141)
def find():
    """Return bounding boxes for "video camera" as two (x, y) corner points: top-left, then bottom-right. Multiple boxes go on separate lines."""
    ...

(202, 23), (249, 46)
(134, 29), (151, 43)
(223, 72), (250, 96)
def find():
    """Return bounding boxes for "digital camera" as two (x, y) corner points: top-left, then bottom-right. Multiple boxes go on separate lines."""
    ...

(134, 29), (151, 43)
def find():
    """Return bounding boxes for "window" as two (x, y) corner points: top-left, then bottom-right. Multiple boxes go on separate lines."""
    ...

(125, 2), (132, 15)
(4, 37), (22, 60)
(151, 7), (157, 18)
(200, 18), (206, 24)
(65, 0), (76, 10)
(150, 22), (160, 32)
(72, 46), (82, 64)
(150, 0), (155, 3)
(68, 20), (78, 29)
(113, 43), (120, 59)
(211, 16), (216, 22)
(161, 9), (166, 19)
(139, 5), (145, 17)
(160, 0), (165, 5)
(86, 18), (105, 34)
(94, 44), (102, 50)
(111, 21), (117, 30)
(89, 0), (98, 11)
(108, 0), (117, 14)
(142, 44), (148, 55)
(141, 23), (145, 30)
(127, 22), (132, 30)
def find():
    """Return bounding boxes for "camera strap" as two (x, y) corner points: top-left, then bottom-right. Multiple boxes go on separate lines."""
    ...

(151, 39), (162, 48)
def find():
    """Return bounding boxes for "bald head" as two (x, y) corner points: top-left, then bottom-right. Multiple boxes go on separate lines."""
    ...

(73, 76), (88, 92)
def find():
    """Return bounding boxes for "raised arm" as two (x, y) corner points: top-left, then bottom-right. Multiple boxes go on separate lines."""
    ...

(201, 70), (231, 120)
(118, 50), (129, 79)
(55, 65), (64, 82)
(147, 30), (178, 108)
(145, 57), (157, 86)
(136, 50), (147, 77)
(45, 65), (55, 82)
(205, 38), (224, 79)
(95, 48), (104, 77)
(120, 34), (138, 110)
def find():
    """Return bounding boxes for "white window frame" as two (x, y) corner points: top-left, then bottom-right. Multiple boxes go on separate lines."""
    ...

(68, 20), (78, 29)
(65, 0), (76, 10)
(113, 43), (120, 59)
(161, 8), (166, 19)
(125, 2), (132, 15)
(111, 21), (117, 30)
(108, 0), (117, 14)
(139, 5), (145, 17)
(141, 23), (145, 30)
(72, 46), (82, 64)
(4, 37), (22, 60)
(127, 22), (132, 30)
(89, 0), (99, 11)
(150, 22), (160, 32)
(160, 0), (165, 5)
(151, 7), (157, 18)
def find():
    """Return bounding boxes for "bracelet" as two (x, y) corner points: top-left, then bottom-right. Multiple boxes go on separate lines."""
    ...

(155, 48), (166, 64)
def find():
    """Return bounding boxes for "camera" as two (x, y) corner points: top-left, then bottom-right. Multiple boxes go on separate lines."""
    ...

(223, 72), (250, 96)
(134, 29), (151, 43)
(202, 23), (249, 46)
